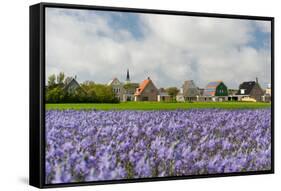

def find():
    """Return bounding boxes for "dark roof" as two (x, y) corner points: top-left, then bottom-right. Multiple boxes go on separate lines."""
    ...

(237, 81), (257, 95)
(63, 78), (80, 91)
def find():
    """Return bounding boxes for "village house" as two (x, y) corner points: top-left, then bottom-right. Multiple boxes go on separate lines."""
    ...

(202, 81), (228, 102)
(108, 69), (141, 102)
(134, 77), (158, 101)
(236, 78), (264, 102)
(63, 76), (81, 94)
(182, 80), (200, 102)
(107, 77), (124, 101)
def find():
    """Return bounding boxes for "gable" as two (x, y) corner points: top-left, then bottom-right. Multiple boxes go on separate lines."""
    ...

(64, 79), (81, 93)
(183, 80), (199, 97)
(203, 81), (228, 96)
(135, 78), (158, 96)
(215, 83), (228, 96)
(108, 78), (122, 86)
(143, 82), (157, 93)
(237, 81), (258, 95)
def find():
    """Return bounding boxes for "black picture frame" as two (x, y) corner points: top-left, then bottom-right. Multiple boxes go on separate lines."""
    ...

(29, 2), (275, 188)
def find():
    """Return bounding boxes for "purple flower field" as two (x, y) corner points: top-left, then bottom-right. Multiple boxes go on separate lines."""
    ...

(45, 109), (271, 184)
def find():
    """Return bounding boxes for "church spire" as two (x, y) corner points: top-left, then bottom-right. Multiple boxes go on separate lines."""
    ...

(126, 69), (130, 83)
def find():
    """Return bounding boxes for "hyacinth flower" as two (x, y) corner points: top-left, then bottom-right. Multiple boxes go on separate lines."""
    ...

(45, 109), (271, 183)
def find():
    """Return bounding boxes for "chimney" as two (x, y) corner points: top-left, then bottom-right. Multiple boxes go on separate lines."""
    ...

(147, 77), (150, 80)
(75, 75), (77, 80)
(256, 77), (258, 84)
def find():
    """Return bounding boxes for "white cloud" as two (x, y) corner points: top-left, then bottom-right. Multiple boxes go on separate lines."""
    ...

(46, 8), (271, 89)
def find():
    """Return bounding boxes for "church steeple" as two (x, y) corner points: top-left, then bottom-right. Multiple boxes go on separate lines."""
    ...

(126, 69), (130, 84)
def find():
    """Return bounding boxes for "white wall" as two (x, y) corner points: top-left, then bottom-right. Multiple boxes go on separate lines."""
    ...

(0, 0), (279, 190)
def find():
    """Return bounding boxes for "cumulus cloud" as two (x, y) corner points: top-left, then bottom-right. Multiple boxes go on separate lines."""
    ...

(46, 8), (271, 89)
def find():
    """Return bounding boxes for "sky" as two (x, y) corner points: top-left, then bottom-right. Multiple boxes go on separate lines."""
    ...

(46, 8), (271, 89)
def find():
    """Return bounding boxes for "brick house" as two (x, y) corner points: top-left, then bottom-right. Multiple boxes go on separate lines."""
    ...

(134, 77), (158, 101)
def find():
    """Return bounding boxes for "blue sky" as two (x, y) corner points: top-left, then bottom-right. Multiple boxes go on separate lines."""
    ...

(46, 8), (271, 89)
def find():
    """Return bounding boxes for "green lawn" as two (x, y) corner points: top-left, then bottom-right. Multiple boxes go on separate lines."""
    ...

(46, 101), (271, 110)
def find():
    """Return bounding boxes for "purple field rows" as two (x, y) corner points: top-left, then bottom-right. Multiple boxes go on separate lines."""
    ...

(45, 109), (271, 184)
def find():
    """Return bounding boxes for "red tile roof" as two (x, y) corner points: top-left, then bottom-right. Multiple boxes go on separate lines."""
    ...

(134, 78), (151, 96)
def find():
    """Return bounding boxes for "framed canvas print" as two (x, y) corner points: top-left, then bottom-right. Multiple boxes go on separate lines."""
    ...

(29, 2), (274, 188)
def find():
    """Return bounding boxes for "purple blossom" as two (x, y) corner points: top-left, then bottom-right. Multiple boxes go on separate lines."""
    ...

(45, 109), (271, 183)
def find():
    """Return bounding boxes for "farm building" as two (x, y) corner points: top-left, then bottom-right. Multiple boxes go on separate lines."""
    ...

(63, 77), (81, 94)
(236, 79), (264, 102)
(202, 81), (228, 101)
(134, 77), (158, 101)
(182, 80), (200, 101)
(108, 78), (124, 101)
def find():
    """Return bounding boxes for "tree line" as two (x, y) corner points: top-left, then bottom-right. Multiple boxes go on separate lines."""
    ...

(46, 72), (119, 103)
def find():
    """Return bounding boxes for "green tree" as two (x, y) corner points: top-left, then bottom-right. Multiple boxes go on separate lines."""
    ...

(47, 74), (56, 88)
(46, 86), (64, 103)
(56, 72), (65, 85)
(81, 81), (97, 102)
(81, 82), (118, 103)
(94, 84), (117, 103)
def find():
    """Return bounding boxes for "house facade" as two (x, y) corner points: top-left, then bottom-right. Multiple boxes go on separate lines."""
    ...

(134, 77), (158, 101)
(182, 80), (200, 101)
(107, 78), (124, 101)
(202, 81), (228, 101)
(236, 79), (264, 102)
